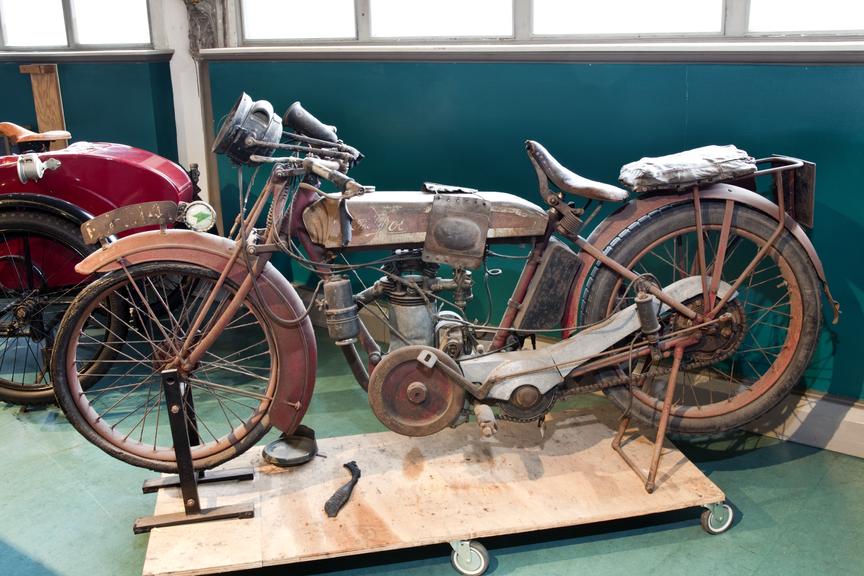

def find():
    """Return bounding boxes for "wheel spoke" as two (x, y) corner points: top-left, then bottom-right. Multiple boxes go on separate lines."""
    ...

(57, 264), (277, 470)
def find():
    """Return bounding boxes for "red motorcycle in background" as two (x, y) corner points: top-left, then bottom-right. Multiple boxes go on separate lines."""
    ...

(0, 122), (197, 404)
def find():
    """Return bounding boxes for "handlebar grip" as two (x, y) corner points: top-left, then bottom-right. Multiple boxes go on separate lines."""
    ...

(283, 101), (338, 143)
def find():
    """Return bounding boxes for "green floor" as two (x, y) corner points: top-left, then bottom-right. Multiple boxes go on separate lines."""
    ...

(2, 338), (862, 576)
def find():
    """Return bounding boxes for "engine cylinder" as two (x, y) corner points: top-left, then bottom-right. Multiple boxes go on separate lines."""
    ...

(384, 274), (436, 351)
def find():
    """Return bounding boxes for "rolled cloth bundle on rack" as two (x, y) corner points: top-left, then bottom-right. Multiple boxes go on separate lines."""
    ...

(619, 145), (756, 193)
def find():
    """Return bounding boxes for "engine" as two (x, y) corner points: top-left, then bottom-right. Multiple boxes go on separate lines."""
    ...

(347, 252), (476, 356)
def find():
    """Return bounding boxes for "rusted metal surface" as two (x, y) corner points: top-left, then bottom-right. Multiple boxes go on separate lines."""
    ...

(462, 277), (734, 402)
(612, 345), (685, 494)
(421, 194), (491, 269)
(367, 345), (466, 437)
(303, 191), (548, 249)
(80, 201), (178, 244)
(73, 228), (317, 435)
(561, 182), (836, 337)
(513, 237), (582, 331)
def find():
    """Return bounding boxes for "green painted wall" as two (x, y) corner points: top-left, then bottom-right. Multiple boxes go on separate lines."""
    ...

(0, 61), (178, 160)
(208, 61), (863, 401)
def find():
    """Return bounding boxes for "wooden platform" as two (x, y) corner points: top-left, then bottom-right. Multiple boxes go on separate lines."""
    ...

(142, 405), (725, 576)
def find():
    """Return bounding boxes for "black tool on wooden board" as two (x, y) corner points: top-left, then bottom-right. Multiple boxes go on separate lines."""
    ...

(324, 461), (361, 518)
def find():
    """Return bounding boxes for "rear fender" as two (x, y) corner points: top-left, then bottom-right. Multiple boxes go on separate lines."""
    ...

(562, 183), (837, 336)
(0, 192), (95, 226)
(76, 229), (316, 434)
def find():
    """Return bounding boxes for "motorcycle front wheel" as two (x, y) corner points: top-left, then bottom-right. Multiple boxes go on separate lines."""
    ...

(52, 262), (281, 472)
(581, 201), (822, 435)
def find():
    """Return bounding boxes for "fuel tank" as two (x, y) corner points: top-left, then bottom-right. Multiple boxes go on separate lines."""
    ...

(303, 191), (548, 249)
(0, 141), (194, 215)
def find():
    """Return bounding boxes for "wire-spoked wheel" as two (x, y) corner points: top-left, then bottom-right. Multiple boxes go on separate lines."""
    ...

(581, 202), (822, 435)
(0, 211), (104, 404)
(52, 262), (281, 472)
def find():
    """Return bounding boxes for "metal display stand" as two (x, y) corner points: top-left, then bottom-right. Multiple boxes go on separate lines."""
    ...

(133, 369), (255, 534)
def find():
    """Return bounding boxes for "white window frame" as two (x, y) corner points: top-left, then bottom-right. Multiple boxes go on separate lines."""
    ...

(234, 0), (864, 47)
(0, 0), (154, 51)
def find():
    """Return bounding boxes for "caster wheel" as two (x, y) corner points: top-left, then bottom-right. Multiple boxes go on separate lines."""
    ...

(701, 503), (734, 534)
(450, 540), (489, 576)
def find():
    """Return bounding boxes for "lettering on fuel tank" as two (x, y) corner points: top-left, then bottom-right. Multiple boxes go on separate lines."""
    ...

(352, 212), (408, 234)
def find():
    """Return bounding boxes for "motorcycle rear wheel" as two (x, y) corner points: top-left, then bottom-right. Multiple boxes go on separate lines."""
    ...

(581, 202), (821, 435)
(0, 211), (115, 404)
(52, 262), (281, 472)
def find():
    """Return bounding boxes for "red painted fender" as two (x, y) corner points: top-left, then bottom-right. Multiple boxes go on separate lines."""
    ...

(76, 229), (317, 434)
(562, 183), (837, 337)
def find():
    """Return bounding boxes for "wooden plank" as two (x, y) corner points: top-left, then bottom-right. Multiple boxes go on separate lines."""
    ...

(143, 405), (725, 576)
(19, 63), (67, 150)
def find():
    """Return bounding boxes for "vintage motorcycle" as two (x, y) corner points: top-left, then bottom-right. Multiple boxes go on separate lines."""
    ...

(0, 122), (197, 404)
(50, 93), (837, 474)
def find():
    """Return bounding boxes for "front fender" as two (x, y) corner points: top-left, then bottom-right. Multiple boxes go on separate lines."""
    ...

(562, 183), (837, 336)
(76, 229), (317, 434)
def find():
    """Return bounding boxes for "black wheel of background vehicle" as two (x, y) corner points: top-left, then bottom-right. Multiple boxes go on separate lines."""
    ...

(52, 262), (281, 472)
(581, 202), (821, 435)
(0, 210), (122, 404)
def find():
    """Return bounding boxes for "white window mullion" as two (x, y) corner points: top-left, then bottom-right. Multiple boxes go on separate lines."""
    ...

(356, 0), (371, 42)
(61, 0), (77, 48)
(514, 0), (531, 41)
(723, 0), (750, 37)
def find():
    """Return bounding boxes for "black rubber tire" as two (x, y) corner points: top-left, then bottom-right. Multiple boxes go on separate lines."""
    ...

(51, 262), (279, 472)
(0, 211), (93, 404)
(581, 202), (822, 435)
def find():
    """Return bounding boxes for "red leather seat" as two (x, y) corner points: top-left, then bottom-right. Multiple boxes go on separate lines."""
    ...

(0, 121), (71, 145)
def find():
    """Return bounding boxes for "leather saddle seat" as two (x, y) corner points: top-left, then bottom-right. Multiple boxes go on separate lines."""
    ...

(0, 121), (71, 145)
(526, 140), (629, 202)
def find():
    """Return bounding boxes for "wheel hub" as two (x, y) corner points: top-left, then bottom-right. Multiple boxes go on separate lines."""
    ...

(7, 294), (47, 339)
(672, 298), (746, 364)
(500, 385), (556, 422)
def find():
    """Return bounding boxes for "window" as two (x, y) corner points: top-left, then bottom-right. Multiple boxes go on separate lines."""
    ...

(532, 0), (723, 36)
(71, 0), (151, 45)
(749, 0), (864, 33)
(0, 0), (151, 49)
(0, 0), (67, 47)
(370, 0), (513, 39)
(232, 0), (864, 47)
(241, 0), (356, 41)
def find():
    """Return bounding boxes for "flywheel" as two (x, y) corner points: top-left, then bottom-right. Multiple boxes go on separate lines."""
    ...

(368, 345), (466, 437)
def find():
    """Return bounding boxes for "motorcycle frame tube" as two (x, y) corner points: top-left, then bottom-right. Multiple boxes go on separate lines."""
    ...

(180, 174), (283, 364)
(561, 182), (833, 338)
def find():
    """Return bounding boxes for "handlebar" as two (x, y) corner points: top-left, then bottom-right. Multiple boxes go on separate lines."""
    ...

(247, 154), (367, 197)
(283, 102), (338, 143)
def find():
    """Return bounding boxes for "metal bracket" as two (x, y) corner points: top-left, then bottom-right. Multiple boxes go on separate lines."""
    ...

(417, 349), (438, 368)
(422, 194), (491, 269)
(704, 502), (731, 523)
(450, 540), (473, 566)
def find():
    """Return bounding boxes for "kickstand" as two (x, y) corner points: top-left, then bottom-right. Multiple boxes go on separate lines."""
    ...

(611, 346), (683, 494)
